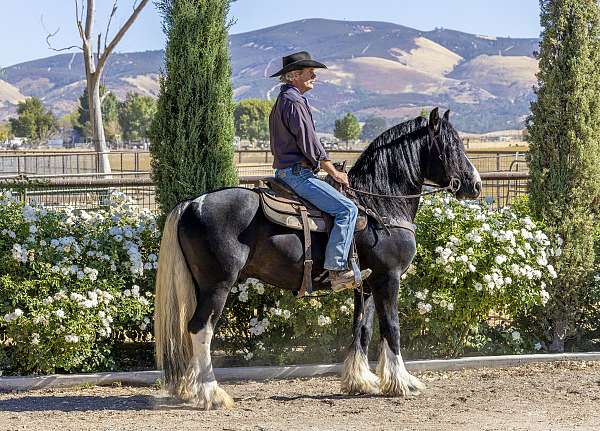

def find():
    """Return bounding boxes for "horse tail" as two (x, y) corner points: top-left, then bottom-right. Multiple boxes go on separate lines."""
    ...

(154, 200), (196, 395)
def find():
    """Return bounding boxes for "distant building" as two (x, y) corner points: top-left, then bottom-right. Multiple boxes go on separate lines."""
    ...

(2, 137), (25, 149)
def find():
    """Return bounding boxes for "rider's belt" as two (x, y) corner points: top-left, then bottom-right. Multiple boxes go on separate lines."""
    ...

(296, 160), (314, 169)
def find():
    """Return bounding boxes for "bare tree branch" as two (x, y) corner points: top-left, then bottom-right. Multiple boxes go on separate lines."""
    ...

(74, 0), (90, 50)
(96, 33), (102, 66)
(104, 0), (118, 51)
(96, 0), (149, 73)
(42, 15), (82, 52)
(85, 0), (95, 40)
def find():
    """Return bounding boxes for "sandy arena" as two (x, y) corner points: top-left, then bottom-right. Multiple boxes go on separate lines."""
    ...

(0, 361), (598, 431)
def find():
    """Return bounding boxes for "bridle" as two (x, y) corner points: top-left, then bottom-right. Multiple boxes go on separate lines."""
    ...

(345, 121), (462, 200)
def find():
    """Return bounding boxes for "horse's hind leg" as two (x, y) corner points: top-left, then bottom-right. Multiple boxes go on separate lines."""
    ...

(341, 290), (380, 395)
(373, 272), (425, 397)
(178, 281), (234, 410)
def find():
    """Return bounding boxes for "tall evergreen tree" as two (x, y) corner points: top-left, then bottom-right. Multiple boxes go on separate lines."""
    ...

(527, 0), (600, 351)
(151, 0), (238, 218)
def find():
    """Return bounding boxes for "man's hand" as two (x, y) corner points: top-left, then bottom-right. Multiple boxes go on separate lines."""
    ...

(320, 160), (350, 187)
(332, 171), (350, 187)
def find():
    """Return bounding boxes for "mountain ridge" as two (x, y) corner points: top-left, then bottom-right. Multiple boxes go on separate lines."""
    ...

(0, 18), (539, 133)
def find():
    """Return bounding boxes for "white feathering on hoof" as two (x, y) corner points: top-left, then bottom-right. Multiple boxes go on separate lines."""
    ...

(341, 348), (380, 395)
(176, 325), (234, 410)
(376, 338), (426, 397)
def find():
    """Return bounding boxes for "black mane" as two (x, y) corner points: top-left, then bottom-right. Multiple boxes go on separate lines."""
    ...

(349, 116), (429, 218)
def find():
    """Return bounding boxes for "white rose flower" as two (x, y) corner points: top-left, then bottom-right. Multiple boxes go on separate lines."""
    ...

(309, 298), (322, 309)
(254, 283), (265, 295)
(64, 335), (80, 343)
(31, 333), (40, 345)
(511, 331), (521, 342)
(317, 315), (332, 326)
(540, 289), (550, 305)
(417, 302), (432, 315)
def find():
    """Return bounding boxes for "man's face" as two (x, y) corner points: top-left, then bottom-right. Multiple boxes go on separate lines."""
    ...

(291, 67), (316, 94)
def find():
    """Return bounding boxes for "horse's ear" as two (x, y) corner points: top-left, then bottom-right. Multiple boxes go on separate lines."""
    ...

(429, 108), (440, 133)
(443, 109), (450, 121)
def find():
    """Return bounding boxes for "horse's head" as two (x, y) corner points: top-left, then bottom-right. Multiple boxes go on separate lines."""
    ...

(423, 108), (481, 199)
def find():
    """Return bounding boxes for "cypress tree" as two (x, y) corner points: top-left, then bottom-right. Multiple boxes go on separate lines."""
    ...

(527, 0), (600, 351)
(151, 0), (238, 218)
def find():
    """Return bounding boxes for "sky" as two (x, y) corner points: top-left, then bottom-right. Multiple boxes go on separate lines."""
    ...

(0, 0), (542, 67)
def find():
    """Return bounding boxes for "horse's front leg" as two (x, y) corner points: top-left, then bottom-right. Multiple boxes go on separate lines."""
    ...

(373, 272), (425, 396)
(341, 290), (379, 394)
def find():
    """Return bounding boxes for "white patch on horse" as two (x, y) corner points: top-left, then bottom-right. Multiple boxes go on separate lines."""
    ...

(180, 322), (234, 409)
(341, 347), (380, 395)
(468, 157), (481, 184)
(193, 194), (208, 214)
(376, 339), (425, 396)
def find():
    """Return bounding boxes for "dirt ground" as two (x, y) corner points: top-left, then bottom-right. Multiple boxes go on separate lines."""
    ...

(1, 361), (599, 431)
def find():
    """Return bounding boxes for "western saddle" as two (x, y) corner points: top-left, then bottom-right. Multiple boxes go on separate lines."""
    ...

(257, 176), (367, 298)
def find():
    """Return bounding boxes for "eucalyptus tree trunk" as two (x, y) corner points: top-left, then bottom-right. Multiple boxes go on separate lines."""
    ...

(74, 0), (150, 174)
(89, 78), (111, 173)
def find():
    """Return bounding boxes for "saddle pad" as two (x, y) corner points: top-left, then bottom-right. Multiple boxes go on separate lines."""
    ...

(259, 190), (367, 233)
(260, 191), (327, 232)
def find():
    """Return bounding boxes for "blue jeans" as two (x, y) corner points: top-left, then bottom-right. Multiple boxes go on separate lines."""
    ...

(275, 166), (358, 271)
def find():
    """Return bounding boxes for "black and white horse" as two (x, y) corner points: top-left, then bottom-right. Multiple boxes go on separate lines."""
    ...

(154, 108), (481, 409)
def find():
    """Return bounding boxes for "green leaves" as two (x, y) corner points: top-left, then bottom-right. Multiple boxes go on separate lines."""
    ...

(234, 98), (273, 145)
(527, 0), (600, 350)
(118, 93), (157, 142)
(150, 0), (238, 219)
(334, 112), (361, 144)
(8, 98), (58, 145)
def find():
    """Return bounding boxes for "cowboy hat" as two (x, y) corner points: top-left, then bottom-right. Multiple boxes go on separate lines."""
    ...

(269, 51), (327, 77)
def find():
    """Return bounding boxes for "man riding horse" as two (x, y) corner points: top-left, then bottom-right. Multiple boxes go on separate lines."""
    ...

(154, 50), (482, 408)
(269, 51), (371, 291)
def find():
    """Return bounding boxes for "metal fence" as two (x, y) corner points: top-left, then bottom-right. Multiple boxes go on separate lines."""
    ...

(0, 150), (528, 176)
(0, 171), (529, 212)
(0, 151), (149, 175)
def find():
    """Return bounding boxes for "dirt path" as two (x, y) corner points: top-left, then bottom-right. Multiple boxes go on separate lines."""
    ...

(1, 361), (599, 431)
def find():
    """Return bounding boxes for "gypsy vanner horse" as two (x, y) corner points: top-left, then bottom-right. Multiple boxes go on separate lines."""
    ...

(154, 108), (482, 409)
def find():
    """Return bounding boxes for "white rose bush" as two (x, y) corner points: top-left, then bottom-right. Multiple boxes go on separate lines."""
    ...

(1, 188), (596, 375)
(398, 195), (560, 356)
(214, 278), (355, 365)
(0, 191), (158, 374)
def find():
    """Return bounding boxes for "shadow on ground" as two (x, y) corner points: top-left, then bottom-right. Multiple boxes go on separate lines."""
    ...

(0, 394), (199, 412)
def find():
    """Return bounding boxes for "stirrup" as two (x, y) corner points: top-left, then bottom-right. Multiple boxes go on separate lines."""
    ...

(327, 268), (372, 292)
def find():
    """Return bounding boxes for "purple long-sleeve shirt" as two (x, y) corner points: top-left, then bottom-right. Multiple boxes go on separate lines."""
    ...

(269, 84), (329, 170)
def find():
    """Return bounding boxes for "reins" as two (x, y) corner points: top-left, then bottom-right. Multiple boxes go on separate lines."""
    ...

(346, 177), (461, 200)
